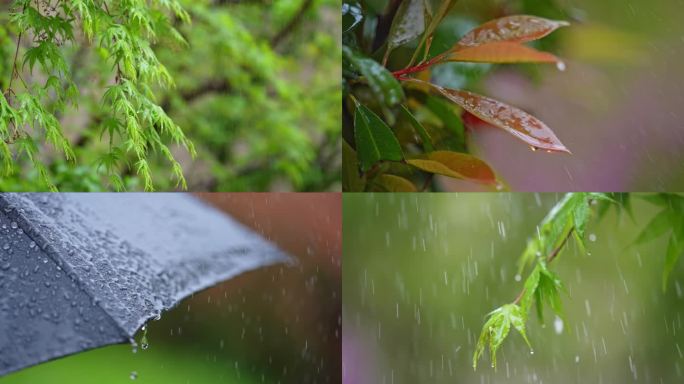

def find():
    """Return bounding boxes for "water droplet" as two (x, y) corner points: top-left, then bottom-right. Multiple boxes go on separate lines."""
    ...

(141, 342), (148, 350)
(530, 146), (538, 152)
(10, 222), (17, 229)
(530, 350), (534, 355)
(589, 233), (597, 242)
(29, 241), (36, 248)
(1, 263), (10, 270)
(553, 316), (564, 334)
(43, 258), (48, 264)
(130, 371), (137, 380)
(2, 244), (8, 250)
(141, 324), (146, 331)
(575, 355), (580, 363)
(514, 274), (521, 282)
(556, 61), (566, 71)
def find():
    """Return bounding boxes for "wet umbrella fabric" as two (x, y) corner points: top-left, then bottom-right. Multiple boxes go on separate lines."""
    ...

(0, 193), (288, 376)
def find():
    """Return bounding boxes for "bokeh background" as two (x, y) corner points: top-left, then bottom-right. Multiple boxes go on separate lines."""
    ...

(0, 193), (341, 384)
(369, 0), (684, 191)
(343, 193), (684, 383)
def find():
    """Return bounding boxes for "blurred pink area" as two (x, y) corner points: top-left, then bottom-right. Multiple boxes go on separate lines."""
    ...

(440, 35), (684, 191)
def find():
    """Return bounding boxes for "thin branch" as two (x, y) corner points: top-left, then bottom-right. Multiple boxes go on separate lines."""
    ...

(7, 31), (22, 95)
(512, 227), (575, 305)
(270, 0), (313, 49)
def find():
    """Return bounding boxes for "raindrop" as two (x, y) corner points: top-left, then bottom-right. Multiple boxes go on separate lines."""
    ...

(530, 350), (534, 355)
(29, 241), (36, 248)
(556, 61), (566, 71)
(10, 222), (17, 229)
(129, 371), (137, 380)
(554, 316), (564, 334)
(2, 244), (9, 250)
(43, 258), (48, 264)
(514, 274), (522, 282)
(530, 146), (538, 152)
(589, 233), (597, 242)
(575, 355), (580, 363)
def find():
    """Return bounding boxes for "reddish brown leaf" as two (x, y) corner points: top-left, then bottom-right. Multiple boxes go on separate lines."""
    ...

(447, 42), (562, 64)
(403, 79), (570, 153)
(455, 15), (570, 50)
(407, 151), (497, 184)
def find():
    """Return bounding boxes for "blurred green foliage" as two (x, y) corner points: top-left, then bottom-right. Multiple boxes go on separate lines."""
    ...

(0, 0), (340, 191)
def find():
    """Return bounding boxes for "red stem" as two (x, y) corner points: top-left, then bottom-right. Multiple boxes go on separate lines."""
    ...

(391, 54), (447, 79)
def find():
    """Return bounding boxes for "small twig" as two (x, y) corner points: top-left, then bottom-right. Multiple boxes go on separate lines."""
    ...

(547, 228), (574, 264)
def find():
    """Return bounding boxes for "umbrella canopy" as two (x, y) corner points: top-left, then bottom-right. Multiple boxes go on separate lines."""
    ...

(0, 193), (289, 377)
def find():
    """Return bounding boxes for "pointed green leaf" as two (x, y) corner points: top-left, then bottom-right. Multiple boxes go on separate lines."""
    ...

(386, 0), (425, 58)
(343, 140), (366, 191)
(400, 105), (434, 151)
(354, 104), (404, 171)
(634, 209), (672, 245)
(343, 47), (404, 106)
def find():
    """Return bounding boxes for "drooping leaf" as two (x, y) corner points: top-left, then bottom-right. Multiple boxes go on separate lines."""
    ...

(386, 0), (425, 55)
(400, 105), (434, 151)
(634, 209), (672, 245)
(663, 218), (684, 291)
(447, 42), (562, 65)
(473, 303), (530, 370)
(343, 47), (405, 106)
(354, 104), (404, 171)
(342, 140), (365, 192)
(454, 15), (570, 50)
(407, 151), (496, 184)
(405, 79), (570, 153)
(519, 266), (541, 313)
(373, 174), (417, 192)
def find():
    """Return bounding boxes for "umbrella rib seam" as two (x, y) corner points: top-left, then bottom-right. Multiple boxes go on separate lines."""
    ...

(0, 194), (131, 340)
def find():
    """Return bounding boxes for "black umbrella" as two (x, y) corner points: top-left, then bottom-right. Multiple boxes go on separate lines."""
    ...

(0, 193), (289, 377)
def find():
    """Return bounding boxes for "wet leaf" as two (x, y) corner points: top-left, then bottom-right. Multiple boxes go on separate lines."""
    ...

(455, 15), (569, 50)
(354, 104), (404, 171)
(447, 42), (561, 64)
(405, 79), (570, 153)
(407, 151), (496, 184)
(400, 105), (434, 151)
(373, 174), (417, 192)
(408, 0), (455, 65)
(343, 47), (405, 106)
(473, 303), (529, 370)
(386, 0), (425, 52)
(342, 140), (365, 191)
(520, 266), (540, 313)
